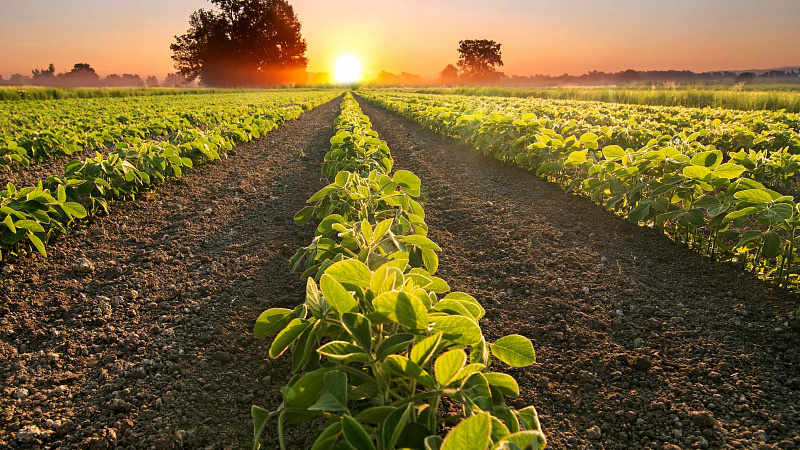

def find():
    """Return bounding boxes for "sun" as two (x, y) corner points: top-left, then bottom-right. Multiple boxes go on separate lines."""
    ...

(334, 54), (362, 84)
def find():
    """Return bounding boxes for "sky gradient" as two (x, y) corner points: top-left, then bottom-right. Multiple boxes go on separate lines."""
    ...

(1, 0), (798, 80)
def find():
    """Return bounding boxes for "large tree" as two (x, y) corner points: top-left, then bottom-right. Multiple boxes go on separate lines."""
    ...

(171, 0), (308, 86)
(457, 40), (503, 83)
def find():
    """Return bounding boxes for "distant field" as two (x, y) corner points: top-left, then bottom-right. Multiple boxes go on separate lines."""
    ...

(413, 85), (800, 113)
(0, 86), (250, 101)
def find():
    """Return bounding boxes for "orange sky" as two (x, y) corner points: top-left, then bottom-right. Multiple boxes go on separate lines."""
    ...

(1, 0), (798, 81)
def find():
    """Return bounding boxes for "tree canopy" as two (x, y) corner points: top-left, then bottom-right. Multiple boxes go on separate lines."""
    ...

(171, 0), (308, 87)
(457, 39), (503, 83)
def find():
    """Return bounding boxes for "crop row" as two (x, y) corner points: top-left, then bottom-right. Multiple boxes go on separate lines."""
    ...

(0, 91), (340, 261)
(361, 92), (800, 289)
(377, 92), (800, 195)
(414, 86), (800, 116)
(388, 91), (800, 156)
(252, 92), (546, 450)
(0, 90), (334, 171)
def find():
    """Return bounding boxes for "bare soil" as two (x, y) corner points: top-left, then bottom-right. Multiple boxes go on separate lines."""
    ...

(0, 97), (341, 449)
(2, 92), (800, 450)
(356, 96), (800, 450)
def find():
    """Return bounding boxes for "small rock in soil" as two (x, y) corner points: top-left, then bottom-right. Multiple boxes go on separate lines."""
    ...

(12, 388), (29, 399)
(633, 356), (653, 371)
(691, 411), (717, 427)
(72, 257), (95, 273)
(586, 425), (602, 439)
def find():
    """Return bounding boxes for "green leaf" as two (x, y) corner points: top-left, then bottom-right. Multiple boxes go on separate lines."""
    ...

(342, 415), (376, 450)
(15, 219), (45, 233)
(440, 412), (491, 450)
(409, 332), (442, 366)
(306, 277), (328, 319)
(310, 422), (342, 450)
(713, 163), (745, 179)
(309, 370), (348, 412)
(317, 341), (370, 362)
(320, 274), (359, 315)
(483, 372), (520, 397)
(251, 405), (270, 450)
(61, 202), (87, 219)
(627, 202), (650, 223)
(254, 308), (294, 337)
(269, 318), (309, 358)
(434, 349), (467, 386)
(380, 404), (413, 450)
(382, 355), (435, 387)
(762, 232), (782, 258)
(27, 232), (46, 257)
(285, 368), (327, 409)
(734, 189), (773, 204)
(491, 335), (536, 367)
(682, 165), (711, 180)
(393, 170), (421, 196)
(294, 206), (315, 225)
(401, 234), (442, 252)
(516, 406), (543, 432)
(325, 259), (371, 286)
(373, 291), (429, 331)
(341, 313), (372, 351)
(498, 431), (547, 450)
(601, 145), (625, 161)
(376, 333), (415, 360)
(431, 315), (482, 345)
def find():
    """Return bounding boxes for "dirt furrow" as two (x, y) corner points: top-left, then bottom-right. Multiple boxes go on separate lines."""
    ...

(357, 96), (800, 450)
(0, 96), (341, 448)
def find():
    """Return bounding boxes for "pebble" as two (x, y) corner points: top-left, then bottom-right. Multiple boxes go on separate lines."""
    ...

(1, 264), (13, 274)
(12, 388), (29, 399)
(203, 208), (213, 215)
(17, 425), (48, 443)
(633, 356), (653, 371)
(72, 257), (95, 273)
(582, 287), (590, 295)
(633, 337), (643, 348)
(586, 425), (602, 439)
(691, 411), (717, 427)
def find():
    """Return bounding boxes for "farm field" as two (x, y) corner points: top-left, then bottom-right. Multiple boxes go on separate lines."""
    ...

(0, 89), (799, 449)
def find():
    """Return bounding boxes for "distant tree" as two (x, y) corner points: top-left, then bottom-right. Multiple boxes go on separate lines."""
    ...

(439, 64), (459, 84)
(145, 75), (159, 87)
(163, 72), (187, 87)
(32, 64), (56, 86)
(308, 72), (331, 85)
(103, 74), (123, 87)
(171, 0), (308, 86)
(457, 40), (503, 83)
(737, 72), (756, 83)
(61, 63), (100, 87)
(9, 74), (29, 86)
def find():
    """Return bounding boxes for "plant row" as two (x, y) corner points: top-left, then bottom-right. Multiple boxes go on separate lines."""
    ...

(392, 90), (800, 157)
(413, 85), (800, 116)
(0, 90), (334, 171)
(252, 92), (546, 450)
(377, 92), (800, 195)
(0, 91), (340, 261)
(361, 92), (800, 289)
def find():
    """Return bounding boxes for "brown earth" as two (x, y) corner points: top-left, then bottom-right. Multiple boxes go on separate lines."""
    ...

(3, 91), (800, 450)
(0, 96), (342, 449)
(356, 96), (800, 450)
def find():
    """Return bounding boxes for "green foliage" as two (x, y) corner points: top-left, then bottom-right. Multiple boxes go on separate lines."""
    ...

(0, 90), (340, 261)
(362, 90), (800, 289)
(253, 93), (544, 450)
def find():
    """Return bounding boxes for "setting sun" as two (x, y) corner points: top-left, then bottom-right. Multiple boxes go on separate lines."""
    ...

(334, 54), (362, 84)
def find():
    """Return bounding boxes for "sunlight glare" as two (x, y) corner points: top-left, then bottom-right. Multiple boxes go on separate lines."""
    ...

(334, 54), (362, 84)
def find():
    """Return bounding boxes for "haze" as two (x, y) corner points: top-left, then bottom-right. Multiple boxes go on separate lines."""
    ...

(1, 0), (798, 79)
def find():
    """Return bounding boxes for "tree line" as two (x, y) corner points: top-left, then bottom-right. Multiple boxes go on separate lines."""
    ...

(0, 63), (191, 88)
